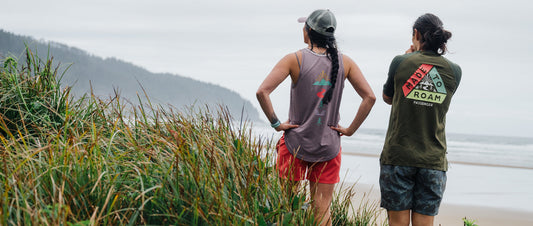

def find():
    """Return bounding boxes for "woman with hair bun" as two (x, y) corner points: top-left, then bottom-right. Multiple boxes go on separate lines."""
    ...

(256, 9), (375, 226)
(380, 13), (462, 226)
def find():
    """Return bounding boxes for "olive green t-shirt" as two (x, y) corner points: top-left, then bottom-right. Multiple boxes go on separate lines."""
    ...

(381, 51), (461, 171)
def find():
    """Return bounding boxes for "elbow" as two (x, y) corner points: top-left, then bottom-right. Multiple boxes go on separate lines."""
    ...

(383, 97), (392, 105)
(256, 88), (267, 101)
(368, 94), (377, 106)
(364, 92), (376, 107)
(382, 93), (393, 105)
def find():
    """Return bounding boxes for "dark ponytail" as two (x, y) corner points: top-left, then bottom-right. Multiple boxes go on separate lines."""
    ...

(306, 24), (339, 105)
(413, 13), (452, 55)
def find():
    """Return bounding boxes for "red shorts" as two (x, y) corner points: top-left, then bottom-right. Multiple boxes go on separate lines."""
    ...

(276, 135), (341, 184)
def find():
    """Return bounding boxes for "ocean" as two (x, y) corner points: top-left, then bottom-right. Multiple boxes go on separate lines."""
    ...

(251, 124), (533, 213)
(341, 128), (533, 169)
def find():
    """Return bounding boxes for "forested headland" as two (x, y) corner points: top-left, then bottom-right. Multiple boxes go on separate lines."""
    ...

(0, 29), (260, 122)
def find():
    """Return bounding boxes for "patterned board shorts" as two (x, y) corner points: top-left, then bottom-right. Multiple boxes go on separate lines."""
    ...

(379, 164), (447, 216)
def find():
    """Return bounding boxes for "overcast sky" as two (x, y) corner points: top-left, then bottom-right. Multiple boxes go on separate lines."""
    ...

(1, 0), (532, 138)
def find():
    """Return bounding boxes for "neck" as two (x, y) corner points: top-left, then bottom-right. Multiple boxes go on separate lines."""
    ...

(308, 45), (327, 54)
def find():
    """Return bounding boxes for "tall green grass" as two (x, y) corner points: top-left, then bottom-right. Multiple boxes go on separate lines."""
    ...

(0, 48), (385, 225)
(0, 47), (70, 137)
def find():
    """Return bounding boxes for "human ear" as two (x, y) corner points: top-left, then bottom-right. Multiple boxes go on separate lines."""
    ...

(413, 29), (421, 41)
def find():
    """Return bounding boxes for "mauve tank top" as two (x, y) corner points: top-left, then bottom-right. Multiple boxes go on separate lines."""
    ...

(284, 48), (345, 162)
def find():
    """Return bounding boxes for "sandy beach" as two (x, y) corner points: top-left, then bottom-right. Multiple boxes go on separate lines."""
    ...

(347, 183), (533, 226)
(256, 129), (533, 225)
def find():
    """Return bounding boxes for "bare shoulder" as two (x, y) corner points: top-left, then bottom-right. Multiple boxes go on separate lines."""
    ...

(273, 50), (303, 83)
(279, 51), (302, 70)
(341, 54), (357, 67)
(341, 54), (359, 78)
(281, 50), (302, 61)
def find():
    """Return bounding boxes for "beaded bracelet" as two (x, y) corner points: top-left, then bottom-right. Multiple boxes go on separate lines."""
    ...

(271, 120), (281, 128)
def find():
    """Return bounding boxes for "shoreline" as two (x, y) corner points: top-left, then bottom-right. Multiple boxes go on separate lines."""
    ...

(343, 183), (533, 226)
(341, 151), (533, 170)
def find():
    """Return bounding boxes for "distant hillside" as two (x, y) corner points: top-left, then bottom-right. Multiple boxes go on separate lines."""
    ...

(0, 29), (260, 121)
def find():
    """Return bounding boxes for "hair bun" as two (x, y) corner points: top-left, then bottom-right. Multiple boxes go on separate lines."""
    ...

(413, 13), (452, 55)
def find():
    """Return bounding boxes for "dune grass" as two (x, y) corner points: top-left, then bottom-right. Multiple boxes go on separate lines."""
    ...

(0, 48), (386, 225)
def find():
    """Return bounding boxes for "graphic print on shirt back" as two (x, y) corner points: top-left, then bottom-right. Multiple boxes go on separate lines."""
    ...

(313, 70), (331, 125)
(314, 70), (332, 86)
(402, 64), (447, 106)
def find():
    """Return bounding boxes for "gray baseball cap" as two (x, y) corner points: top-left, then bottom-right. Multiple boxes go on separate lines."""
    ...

(298, 9), (336, 37)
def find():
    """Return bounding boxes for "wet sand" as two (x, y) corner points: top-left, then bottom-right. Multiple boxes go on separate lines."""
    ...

(343, 183), (533, 226)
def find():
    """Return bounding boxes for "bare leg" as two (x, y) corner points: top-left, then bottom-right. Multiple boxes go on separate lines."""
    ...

(309, 181), (335, 226)
(387, 210), (410, 226)
(412, 212), (434, 226)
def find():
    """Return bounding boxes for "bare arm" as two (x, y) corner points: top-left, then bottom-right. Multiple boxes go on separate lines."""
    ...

(256, 53), (299, 132)
(383, 93), (393, 105)
(331, 55), (376, 136)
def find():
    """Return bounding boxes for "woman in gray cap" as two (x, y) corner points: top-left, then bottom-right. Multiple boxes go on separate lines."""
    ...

(256, 9), (375, 226)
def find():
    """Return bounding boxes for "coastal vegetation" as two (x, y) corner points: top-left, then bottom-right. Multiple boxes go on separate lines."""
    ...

(0, 29), (260, 122)
(463, 217), (479, 226)
(0, 49), (386, 225)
